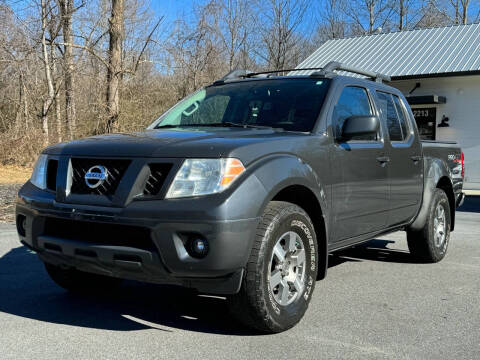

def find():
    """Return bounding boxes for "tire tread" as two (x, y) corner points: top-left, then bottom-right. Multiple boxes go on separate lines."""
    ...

(407, 189), (451, 263)
(228, 201), (315, 333)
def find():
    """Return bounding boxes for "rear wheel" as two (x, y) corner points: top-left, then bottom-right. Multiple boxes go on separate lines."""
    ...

(44, 262), (123, 293)
(228, 201), (318, 333)
(407, 189), (451, 263)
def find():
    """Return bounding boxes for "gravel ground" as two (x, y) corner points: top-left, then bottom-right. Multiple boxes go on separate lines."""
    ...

(0, 184), (21, 223)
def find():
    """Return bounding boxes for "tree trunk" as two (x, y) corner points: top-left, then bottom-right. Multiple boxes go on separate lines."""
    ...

(51, 45), (62, 143)
(462, 0), (469, 24)
(367, 1), (375, 33)
(59, 0), (77, 140)
(41, 0), (53, 146)
(22, 71), (29, 130)
(399, 0), (404, 30)
(455, 0), (460, 24)
(15, 73), (24, 134)
(105, 0), (125, 133)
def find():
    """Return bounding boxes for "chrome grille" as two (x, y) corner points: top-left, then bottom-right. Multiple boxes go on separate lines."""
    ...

(70, 158), (131, 195)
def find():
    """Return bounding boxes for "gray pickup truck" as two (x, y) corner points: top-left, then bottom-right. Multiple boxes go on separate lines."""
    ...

(16, 62), (464, 333)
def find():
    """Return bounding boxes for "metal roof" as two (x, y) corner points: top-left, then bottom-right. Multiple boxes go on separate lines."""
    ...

(294, 23), (480, 79)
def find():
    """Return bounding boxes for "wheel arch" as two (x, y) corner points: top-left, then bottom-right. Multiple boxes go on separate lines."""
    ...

(436, 176), (455, 231)
(409, 157), (455, 232)
(250, 154), (329, 280)
(270, 185), (328, 280)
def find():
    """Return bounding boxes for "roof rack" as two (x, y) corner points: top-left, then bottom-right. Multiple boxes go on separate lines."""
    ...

(310, 61), (391, 83)
(211, 61), (391, 85)
(241, 67), (327, 78)
(211, 67), (330, 85)
(211, 69), (253, 85)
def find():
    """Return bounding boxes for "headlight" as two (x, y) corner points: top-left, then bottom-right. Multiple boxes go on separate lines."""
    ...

(30, 154), (48, 190)
(166, 158), (245, 198)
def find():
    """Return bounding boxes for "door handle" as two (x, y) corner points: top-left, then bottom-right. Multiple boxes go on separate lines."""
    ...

(411, 155), (422, 163)
(376, 156), (390, 164)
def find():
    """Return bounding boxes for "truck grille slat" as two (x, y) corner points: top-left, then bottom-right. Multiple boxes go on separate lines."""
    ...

(143, 163), (173, 196)
(46, 159), (58, 191)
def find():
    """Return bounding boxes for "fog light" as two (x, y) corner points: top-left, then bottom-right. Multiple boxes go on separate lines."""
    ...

(189, 238), (209, 258)
(16, 215), (27, 237)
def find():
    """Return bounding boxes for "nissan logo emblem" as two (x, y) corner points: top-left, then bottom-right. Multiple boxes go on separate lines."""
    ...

(84, 165), (108, 189)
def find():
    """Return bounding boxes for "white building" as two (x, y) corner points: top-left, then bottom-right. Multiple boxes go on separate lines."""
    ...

(296, 23), (480, 190)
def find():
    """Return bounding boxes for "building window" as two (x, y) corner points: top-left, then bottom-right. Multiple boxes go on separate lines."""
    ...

(412, 108), (436, 140)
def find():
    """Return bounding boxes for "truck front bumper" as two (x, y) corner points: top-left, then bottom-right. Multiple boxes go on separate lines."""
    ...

(16, 182), (262, 295)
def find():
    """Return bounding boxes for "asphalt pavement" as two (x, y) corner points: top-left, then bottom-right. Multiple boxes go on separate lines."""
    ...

(0, 197), (479, 360)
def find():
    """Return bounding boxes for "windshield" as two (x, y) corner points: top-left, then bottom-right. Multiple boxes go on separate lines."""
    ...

(150, 78), (331, 132)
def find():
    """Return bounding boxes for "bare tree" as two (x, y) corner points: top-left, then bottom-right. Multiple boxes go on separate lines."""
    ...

(461, 0), (470, 24)
(168, 13), (224, 97)
(50, 33), (62, 143)
(396, 0), (422, 30)
(314, 0), (347, 44)
(344, 0), (396, 34)
(257, 0), (310, 70)
(58, 0), (79, 140)
(399, 0), (406, 29)
(103, 0), (161, 132)
(450, 0), (471, 24)
(0, 1), (162, 164)
(10, 0), (480, 168)
(105, 0), (125, 133)
(394, 0), (425, 31)
(451, 0), (461, 23)
(207, 0), (252, 70)
(17, 72), (30, 133)
(40, 0), (54, 145)
(415, 0), (451, 28)
(46, 2), (63, 143)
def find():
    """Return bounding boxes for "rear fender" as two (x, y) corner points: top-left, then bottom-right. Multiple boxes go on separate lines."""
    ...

(409, 157), (454, 231)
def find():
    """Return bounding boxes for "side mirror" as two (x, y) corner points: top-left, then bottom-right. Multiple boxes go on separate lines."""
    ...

(341, 115), (380, 140)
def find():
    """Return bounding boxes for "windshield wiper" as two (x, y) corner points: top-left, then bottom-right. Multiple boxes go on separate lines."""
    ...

(192, 122), (249, 128)
(156, 122), (282, 130)
(155, 124), (181, 129)
(203, 122), (283, 130)
(155, 122), (242, 129)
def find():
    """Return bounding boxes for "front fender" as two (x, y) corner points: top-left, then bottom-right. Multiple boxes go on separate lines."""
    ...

(249, 154), (329, 280)
(249, 154), (327, 218)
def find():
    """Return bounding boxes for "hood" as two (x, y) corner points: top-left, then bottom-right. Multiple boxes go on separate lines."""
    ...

(44, 128), (306, 161)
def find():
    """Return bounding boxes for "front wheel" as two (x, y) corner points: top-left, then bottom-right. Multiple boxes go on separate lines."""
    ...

(228, 201), (318, 333)
(407, 189), (451, 263)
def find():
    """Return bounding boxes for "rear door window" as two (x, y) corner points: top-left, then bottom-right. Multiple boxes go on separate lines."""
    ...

(392, 95), (410, 140)
(376, 91), (409, 142)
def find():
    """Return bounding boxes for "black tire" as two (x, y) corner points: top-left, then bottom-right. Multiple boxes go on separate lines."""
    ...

(44, 262), (123, 293)
(227, 201), (318, 333)
(407, 189), (451, 263)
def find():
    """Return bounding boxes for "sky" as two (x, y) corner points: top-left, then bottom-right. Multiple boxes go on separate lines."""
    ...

(149, 0), (196, 23)
(6, 0), (198, 24)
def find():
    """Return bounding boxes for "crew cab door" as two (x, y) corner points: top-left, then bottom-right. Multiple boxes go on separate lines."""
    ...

(330, 86), (390, 242)
(376, 91), (423, 225)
